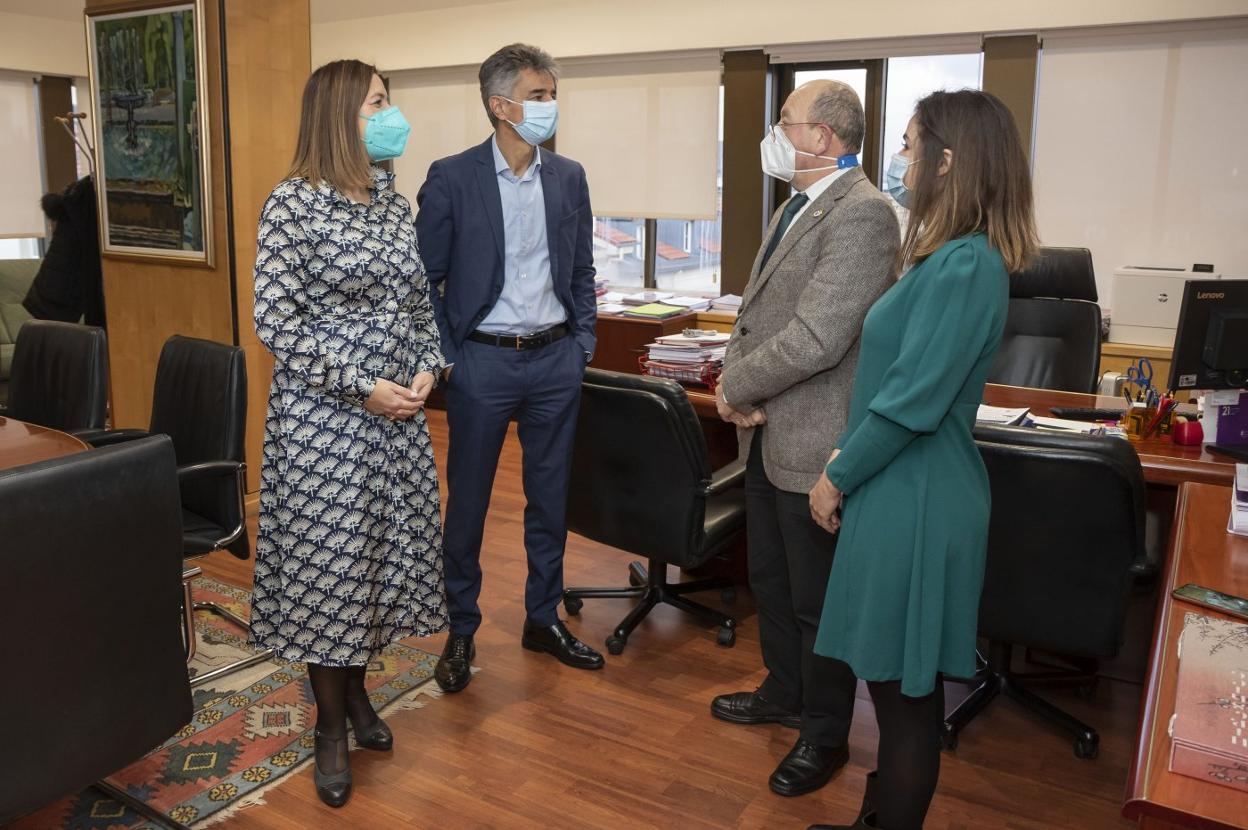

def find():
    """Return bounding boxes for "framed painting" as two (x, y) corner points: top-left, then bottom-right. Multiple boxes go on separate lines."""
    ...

(86, 0), (212, 265)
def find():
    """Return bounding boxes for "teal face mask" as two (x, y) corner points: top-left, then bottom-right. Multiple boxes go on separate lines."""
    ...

(359, 106), (411, 161)
(501, 97), (558, 146)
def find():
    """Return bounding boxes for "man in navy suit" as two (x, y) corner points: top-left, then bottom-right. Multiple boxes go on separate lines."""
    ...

(416, 43), (602, 691)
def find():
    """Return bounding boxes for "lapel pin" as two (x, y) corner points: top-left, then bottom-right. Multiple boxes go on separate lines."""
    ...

(811, 209), (825, 218)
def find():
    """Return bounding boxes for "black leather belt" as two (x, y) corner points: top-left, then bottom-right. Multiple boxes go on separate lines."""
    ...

(467, 323), (569, 351)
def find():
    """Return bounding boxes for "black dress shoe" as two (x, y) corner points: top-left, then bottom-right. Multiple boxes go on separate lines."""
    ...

(435, 633), (475, 693)
(351, 715), (393, 751)
(521, 620), (605, 669)
(808, 772), (878, 828)
(313, 730), (352, 808)
(710, 689), (801, 728)
(807, 813), (878, 830)
(769, 738), (850, 797)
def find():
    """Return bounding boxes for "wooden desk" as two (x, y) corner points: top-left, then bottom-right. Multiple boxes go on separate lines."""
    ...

(685, 384), (1236, 488)
(590, 313), (697, 374)
(0, 417), (89, 471)
(1124, 482), (1248, 829)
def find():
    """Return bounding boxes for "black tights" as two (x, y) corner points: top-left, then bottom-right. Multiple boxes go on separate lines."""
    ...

(867, 677), (945, 830)
(307, 663), (380, 774)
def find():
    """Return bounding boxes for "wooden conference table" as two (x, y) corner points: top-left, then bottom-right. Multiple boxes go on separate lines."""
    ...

(0, 416), (88, 472)
(685, 382), (1237, 488)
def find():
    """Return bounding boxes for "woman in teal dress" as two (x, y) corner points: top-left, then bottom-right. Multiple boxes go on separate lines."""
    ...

(806, 90), (1038, 830)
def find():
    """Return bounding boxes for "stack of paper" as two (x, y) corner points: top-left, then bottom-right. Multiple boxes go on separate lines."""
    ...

(646, 331), (730, 364)
(664, 296), (713, 311)
(711, 294), (743, 314)
(1231, 464), (1248, 537)
(622, 291), (675, 306)
(975, 405), (1030, 426)
(620, 302), (685, 319)
(594, 277), (610, 295)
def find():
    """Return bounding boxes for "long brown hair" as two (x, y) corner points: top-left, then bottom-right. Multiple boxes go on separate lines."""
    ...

(899, 90), (1038, 273)
(287, 59), (376, 193)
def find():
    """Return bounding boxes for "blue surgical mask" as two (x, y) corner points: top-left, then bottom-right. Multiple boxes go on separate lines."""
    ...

(883, 152), (918, 208)
(359, 106), (411, 161)
(502, 97), (558, 146)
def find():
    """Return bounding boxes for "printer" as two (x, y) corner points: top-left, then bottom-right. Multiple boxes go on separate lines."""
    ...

(1109, 266), (1221, 346)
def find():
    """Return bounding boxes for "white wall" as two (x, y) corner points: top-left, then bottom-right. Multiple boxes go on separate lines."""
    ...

(311, 0), (1248, 71)
(0, 11), (86, 76)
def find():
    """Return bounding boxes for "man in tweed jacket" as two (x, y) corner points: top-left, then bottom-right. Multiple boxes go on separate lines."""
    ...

(711, 80), (900, 798)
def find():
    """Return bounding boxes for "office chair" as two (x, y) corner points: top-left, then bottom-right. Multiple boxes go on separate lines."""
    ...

(989, 246), (1103, 393)
(82, 335), (269, 684)
(1, 320), (109, 433)
(0, 436), (194, 830)
(562, 369), (744, 654)
(942, 424), (1145, 759)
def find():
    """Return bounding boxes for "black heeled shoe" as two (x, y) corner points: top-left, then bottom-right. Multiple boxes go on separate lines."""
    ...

(351, 714), (393, 751)
(313, 729), (352, 808)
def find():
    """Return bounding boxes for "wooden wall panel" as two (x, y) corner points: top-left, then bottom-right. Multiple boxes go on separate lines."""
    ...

(89, 0), (235, 431)
(224, 0), (310, 494)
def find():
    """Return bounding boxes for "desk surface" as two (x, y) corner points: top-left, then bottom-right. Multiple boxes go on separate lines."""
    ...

(1124, 482), (1248, 830)
(0, 417), (89, 471)
(684, 383), (1236, 487)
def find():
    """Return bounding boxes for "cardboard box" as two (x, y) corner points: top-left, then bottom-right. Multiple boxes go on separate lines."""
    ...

(1169, 613), (1248, 792)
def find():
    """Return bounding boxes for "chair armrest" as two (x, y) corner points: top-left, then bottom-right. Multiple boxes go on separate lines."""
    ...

(78, 428), (152, 448)
(177, 460), (243, 485)
(701, 459), (746, 497)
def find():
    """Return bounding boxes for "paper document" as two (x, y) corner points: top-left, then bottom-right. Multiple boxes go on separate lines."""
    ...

(1030, 416), (1104, 434)
(975, 405), (1030, 426)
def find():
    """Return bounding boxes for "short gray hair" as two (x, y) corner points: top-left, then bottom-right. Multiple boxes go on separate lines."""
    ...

(478, 43), (560, 126)
(808, 81), (865, 154)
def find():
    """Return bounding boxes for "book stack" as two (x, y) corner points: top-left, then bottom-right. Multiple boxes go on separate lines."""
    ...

(663, 296), (714, 312)
(1231, 464), (1247, 538)
(620, 302), (685, 320)
(711, 294), (743, 315)
(622, 290), (675, 306)
(645, 331), (730, 364)
(594, 277), (610, 298)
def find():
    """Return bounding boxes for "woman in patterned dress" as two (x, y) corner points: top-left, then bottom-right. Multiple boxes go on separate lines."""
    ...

(250, 60), (447, 808)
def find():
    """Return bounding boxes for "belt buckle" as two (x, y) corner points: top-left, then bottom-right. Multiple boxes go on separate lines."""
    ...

(515, 333), (524, 351)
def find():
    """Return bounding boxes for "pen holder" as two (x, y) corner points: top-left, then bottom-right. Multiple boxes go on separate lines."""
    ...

(1122, 403), (1153, 439)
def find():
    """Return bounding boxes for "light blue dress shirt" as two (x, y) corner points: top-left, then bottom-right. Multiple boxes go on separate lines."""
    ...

(477, 137), (568, 335)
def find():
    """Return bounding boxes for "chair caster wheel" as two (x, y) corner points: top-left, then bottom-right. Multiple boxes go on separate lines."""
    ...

(716, 626), (736, 647)
(720, 587), (736, 603)
(563, 597), (583, 616)
(1074, 735), (1099, 760)
(606, 635), (626, 655)
(940, 724), (959, 751)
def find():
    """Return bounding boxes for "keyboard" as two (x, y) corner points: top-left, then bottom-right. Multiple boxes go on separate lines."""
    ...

(1047, 406), (1127, 422)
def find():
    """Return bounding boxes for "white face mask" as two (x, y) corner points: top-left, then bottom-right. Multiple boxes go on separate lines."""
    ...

(759, 124), (840, 182)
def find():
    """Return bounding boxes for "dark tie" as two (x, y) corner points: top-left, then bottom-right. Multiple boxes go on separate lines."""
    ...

(759, 192), (809, 271)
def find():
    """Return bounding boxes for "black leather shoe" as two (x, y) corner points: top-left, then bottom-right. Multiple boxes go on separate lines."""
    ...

(710, 689), (801, 728)
(808, 772), (878, 828)
(521, 620), (605, 669)
(808, 811), (879, 829)
(351, 715), (393, 751)
(313, 730), (352, 808)
(769, 738), (849, 797)
(435, 633), (475, 693)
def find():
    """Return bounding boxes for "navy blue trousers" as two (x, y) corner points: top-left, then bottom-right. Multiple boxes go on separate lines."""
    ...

(442, 334), (584, 635)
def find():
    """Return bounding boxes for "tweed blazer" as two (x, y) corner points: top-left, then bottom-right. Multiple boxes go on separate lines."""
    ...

(718, 167), (900, 493)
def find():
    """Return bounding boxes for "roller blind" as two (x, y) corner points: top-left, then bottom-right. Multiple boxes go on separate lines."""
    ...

(1032, 20), (1248, 304)
(0, 71), (46, 238)
(387, 65), (486, 202)
(766, 34), (983, 64)
(556, 50), (721, 219)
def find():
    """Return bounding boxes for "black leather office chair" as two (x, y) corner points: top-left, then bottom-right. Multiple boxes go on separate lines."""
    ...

(0, 436), (193, 830)
(562, 369), (745, 654)
(989, 246), (1103, 393)
(942, 424), (1145, 760)
(82, 335), (267, 683)
(1, 320), (108, 433)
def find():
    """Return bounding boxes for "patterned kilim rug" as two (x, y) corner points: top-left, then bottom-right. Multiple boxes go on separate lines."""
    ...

(12, 577), (445, 829)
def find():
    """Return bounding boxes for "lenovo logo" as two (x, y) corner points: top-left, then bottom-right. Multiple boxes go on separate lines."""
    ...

(1197, 291), (1226, 299)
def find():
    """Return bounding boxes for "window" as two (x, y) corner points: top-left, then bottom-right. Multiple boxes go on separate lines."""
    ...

(591, 216), (645, 287)
(0, 238), (41, 259)
(880, 54), (983, 214)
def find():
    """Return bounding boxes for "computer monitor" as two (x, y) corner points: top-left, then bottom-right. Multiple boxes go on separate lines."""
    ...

(1168, 278), (1248, 461)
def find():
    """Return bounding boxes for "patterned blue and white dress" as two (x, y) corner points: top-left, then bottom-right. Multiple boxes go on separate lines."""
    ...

(250, 167), (448, 666)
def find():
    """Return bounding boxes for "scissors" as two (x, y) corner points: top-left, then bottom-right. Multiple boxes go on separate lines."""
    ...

(1126, 357), (1154, 399)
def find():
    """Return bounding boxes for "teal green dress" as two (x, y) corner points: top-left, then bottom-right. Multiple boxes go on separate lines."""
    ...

(814, 233), (1009, 697)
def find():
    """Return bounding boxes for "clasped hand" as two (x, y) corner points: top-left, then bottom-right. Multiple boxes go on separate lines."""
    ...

(364, 371), (436, 421)
(808, 449), (843, 534)
(715, 384), (766, 428)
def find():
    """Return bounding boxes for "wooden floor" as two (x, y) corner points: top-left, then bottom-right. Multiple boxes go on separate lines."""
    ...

(195, 409), (1143, 830)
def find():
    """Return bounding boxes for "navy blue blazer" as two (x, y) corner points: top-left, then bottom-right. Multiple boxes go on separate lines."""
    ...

(414, 137), (597, 365)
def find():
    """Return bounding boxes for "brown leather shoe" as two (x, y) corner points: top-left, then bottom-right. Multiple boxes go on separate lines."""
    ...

(710, 689), (801, 728)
